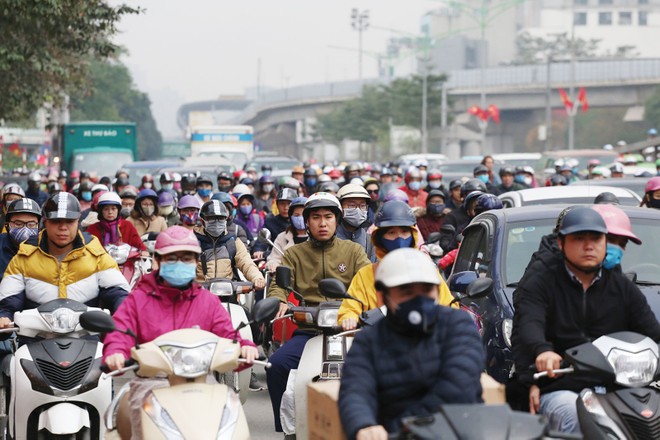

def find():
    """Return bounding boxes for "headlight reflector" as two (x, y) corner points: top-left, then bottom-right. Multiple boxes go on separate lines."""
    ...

(144, 391), (183, 439)
(607, 348), (657, 387)
(217, 388), (241, 439)
(41, 308), (81, 333)
(160, 342), (216, 378)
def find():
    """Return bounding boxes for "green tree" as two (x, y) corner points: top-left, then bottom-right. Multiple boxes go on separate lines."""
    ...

(0, 0), (139, 121)
(70, 59), (162, 159)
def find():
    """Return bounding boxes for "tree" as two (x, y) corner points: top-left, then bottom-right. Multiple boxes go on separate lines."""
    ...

(70, 59), (162, 160)
(0, 0), (139, 121)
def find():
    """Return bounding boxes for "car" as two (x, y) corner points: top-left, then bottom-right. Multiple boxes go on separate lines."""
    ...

(436, 159), (505, 182)
(182, 156), (235, 174)
(449, 204), (660, 383)
(499, 185), (641, 208)
(535, 149), (619, 179)
(492, 153), (542, 170)
(121, 160), (183, 187)
(243, 155), (301, 179)
(570, 177), (652, 198)
(0, 176), (29, 192)
(398, 153), (448, 169)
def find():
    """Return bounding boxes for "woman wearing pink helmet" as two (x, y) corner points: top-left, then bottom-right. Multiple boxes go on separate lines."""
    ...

(102, 225), (258, 438)
(592, 204), (642, 270)
(642, 176), (660, 209)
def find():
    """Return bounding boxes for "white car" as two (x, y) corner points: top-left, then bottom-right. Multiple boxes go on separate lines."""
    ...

(498, 185), (641, 208)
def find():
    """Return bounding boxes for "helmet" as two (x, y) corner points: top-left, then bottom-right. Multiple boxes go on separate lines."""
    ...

(645, 176), (660, 193)
(6, 198), (41, 222)
(160, 172), (174, 183)
(141, 174), (154, 183)
(288, 197), (308, 216)
(318, 181), (340, 193)
(154, 226), (201, 256)
(178, 194), (201, 210)
(78, 181), (94, 193)
(522, 166), (535, 175)
(588, 159), (601, 166)
(42, 192), (81, 220)
(474, 194), (503, 215)
(3, 183), (25, 198)
(549, 174), (567, 186)
(291, 165), (305, 175)
(427, 169), (442, 180)
(383, 189), (409, 203)
(449, 179), (463, 191)
(375, 200), (416, 228)
(649, 128), (658, 136)
(92, 184), (109, 193)
(261, 164), (272, 172)
(240, 177), (255, 186)
(303, 168), (317, 178)
(119, 186), (138, 199)
(375, 248), (439, 289)
(381, 167), (393, 176)
(259, 175), (275, 184)
(328, 169), (342, 179)
(566, 159), (580, 169)
(404, 168), (422, 183)
(79, 171), (91, 179)
(473, 165), (488, 176)
(558, 206), (608, 236)
(344, 163), (361, 175)
(211, 191), (234, 206)
(115, 177), (130, 187)
(59, 170), (68, 179)
(276, 188), (298, 202)
(97, 192), (122, 208)
(217, 172), (233, 182)
(303, 192), (342, 222)
(181, 173), (197, 187)
(200, 200), (229, 220)
(464, 191), (484, 209)
(426, 189), (445, 202)
(237, 192), (255, 204)
(137, 188), (158, 201)
(336, 183), (370, 201)
(414, 159), (429, 168)
(499, 167), (515, 177)
(592, 192), (619, 206)
(158, 192), (175, 207)
(603, 144), (614, 150)
(460, 179), (487, 198)
(317, 174), (331, 183)
(278, 176), (301, 190)
(592, 204), (641, 245)
(196, 175), (213, 187)
(232, 184), (252, 197)
(28, 172), (42, 183)
(610, 163), (625, 173)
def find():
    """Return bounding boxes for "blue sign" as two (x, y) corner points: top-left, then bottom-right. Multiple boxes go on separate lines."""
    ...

(191, 133), (253, 142)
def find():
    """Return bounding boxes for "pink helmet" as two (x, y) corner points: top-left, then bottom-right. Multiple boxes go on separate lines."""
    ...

(155, 226), (202, 255)
(592, 204), (642, 245)
(645, 176), (660, 194)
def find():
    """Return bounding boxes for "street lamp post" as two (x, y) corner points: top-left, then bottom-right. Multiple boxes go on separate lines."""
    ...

(351, 8), (370, 83)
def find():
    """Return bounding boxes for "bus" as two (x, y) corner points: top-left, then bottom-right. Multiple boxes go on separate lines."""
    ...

(189, 125), (254, 170)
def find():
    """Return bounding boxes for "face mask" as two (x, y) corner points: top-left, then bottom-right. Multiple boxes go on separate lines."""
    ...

(159, 262), (196, 287)
(181, 211), (199, 226)
(291, 215), (306, 231)
(305, 178), (317, 188)
(218, 185), (231, 193)
(205, 219), (227, 237)
(239, 205), (253, 216)
(231, 208), (237, 217)
(514, 174), (525, 184)
(408, 181), (421, 192)
(120, 207), (131, 218)
(9, 226), (38, 244)
(428, 180), (441, 189)
(427, 203), (445, 216)
(197, 188), (212, 198)
(523, 176), (533, 186)
(343, 208), (368, 228)
(603, 243), (624, 270)
(387, 295), (438, 336)
(81, 191), (92, 202)
(160, 206), (174, 216)
(263, 170), (272, 176)
(477, 174), (489, 184)
(649, 199), (660, 209)
(162, 183), (174, 191)
(143, 182), (153, 189)
(143, 206), (155, 217)
(381, 235), (414, 252)
(262, 184), (274, 193)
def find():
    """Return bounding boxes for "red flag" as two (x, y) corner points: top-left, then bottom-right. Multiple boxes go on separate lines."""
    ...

(577, 87), (588, 112)
(558, 88), (573, 110)
(488, 105), (501, 124)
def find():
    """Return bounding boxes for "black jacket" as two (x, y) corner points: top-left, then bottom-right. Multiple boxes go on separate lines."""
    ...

(439, 206), (469, 252)
(339, 307), (484, 439)
(512, 264), (660, 393)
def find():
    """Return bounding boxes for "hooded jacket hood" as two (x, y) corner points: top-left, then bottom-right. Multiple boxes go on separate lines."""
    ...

(371, 225), (420, 261)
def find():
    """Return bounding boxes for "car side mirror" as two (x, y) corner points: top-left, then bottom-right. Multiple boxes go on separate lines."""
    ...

(466, 277), (493, 299)
(318, 278), (349, 300)
(276, 266), (292, 290)
(448, 271), (478, 295)
(252, 297), (280, 324)
(79, 310), (116, 333)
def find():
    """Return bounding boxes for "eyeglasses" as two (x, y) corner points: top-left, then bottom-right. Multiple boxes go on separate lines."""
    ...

(345, 203), (368, 211)
(161, 254), (197, 264)
(9, 220), (39, 229)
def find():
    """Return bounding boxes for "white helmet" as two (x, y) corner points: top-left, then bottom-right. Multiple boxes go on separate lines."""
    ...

(97, 191), (122, 207)
(375, 248), (439, 288)
(232, 183), (252, 197)
(303, 192), (342, 221)
(336, 183), (370, 201)
(2, 183), (25, 198)
(92, 183), (109, 193)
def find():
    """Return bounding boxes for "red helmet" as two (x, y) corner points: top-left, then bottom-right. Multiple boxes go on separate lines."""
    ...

(404, 168), (422, 183)
(91, 190), (108, 210)
(141, 174), (154, 183)
(645, 176), (660, 193)
(155, 226), (202, 255)
(427, 169), (443, 180)
(592, 204), (642, 245)
(328, 169), (342, 179)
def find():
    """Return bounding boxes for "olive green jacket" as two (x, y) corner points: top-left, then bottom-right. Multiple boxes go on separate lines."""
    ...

(268, 237), (371, 304)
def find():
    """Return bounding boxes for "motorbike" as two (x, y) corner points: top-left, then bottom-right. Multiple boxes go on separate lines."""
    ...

(423, 231), (444, 266)
(2, 298), (111, 440)
(78, 297), (281, 440)
(105, 243), (151, 289)
(534, 331), (660, 439)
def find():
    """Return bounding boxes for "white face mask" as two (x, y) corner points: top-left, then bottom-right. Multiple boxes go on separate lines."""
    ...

(143, 206), (155, 217)
(160, 206), (174, 216)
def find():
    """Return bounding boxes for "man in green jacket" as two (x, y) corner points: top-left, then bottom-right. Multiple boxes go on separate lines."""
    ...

(266, 192), (371, 434)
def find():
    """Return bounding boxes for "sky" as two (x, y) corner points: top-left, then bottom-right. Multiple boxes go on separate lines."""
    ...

(112, 1), (436, 137)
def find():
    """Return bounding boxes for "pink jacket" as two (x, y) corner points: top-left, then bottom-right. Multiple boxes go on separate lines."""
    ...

(102, 272), (255, 363)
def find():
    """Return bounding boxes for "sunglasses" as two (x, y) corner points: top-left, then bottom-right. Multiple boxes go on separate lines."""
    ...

(366, 189), (379, 194)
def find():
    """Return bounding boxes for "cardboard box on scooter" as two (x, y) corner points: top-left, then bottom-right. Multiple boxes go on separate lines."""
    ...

(307, 381), (346, 440)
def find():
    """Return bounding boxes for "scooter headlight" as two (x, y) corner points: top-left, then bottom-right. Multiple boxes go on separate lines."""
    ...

(580, 389), (627, 439)
(607, 348), (658, 387)
(144, 391), (184, 439)
(40, 308), (81, 333)
(217, 388), (241, 440)
(209, 282), (233, 297)
(317, 308), (339, 328)
(160, 342), (216, 378)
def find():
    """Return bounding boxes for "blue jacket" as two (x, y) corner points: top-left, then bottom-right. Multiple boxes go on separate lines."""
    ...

(339, 306), (484, 439)
(0, 234), (17, 280)
(336, 223), (377, 262)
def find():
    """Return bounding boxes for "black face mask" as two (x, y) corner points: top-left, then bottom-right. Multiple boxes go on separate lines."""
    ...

(218, 184), (232, 193)
(649, 199), (660, 210)
(386, 295), (438, 336)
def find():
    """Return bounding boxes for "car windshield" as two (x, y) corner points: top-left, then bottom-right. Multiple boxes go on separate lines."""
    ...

(502, 219), (556, 288)
(197, 151), (247, 170)
(74, 152), (134, 179)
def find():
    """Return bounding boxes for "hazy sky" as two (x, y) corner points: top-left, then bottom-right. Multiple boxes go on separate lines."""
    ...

(112, 1), (435, 136)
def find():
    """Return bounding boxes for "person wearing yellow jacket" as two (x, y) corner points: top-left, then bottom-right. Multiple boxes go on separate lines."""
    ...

(338, 200), (455, 330)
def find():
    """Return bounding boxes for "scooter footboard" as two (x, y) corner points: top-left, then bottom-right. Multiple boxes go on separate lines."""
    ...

(38, 402), (91, 434)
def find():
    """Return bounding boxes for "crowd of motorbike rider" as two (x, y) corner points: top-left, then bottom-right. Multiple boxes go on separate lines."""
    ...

(0, 153), (660, 439)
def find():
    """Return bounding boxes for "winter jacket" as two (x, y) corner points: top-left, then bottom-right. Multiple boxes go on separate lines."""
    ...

(439, 206), (470, 252)
(398, 185), (428, 208)
(233, 209), (265, 237)
(337, 226), (455, 325)
(0, 230), (129, 319)
(268, 236), (371, 305)
(496, 182), (526, 194)
(0, 233), (18, 280)
(227, 221), (250, 248)
(254, 196), (273, 215)
(416, 210), (445, 241)
(336, 223), (377, 263)
(162, 211), (180, 228)
(339, 306), (484, 438)
(126, 214), (168, 236)
(86, 218), (146, 251)
(194, 231), (264, 284)
(512, 264), (660, 393)
(25, 189), (48, 207)
(102, 272), (255, 363)
(265, 229), (307, 269)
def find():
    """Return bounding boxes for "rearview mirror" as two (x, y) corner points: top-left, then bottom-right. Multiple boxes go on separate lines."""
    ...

(79, 310), (116, 333)
(466, 277), (493, 299)
(258, 228), (272, 243)
(276, 266), (292, 290)
(447, 271), (478, 295)
(252, 297), (280, 324)
(318, 278), (349, 300)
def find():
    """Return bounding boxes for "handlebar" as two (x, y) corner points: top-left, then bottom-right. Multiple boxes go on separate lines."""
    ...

(0, 326), (16, 333)
(533, 367), (575, 380)
(239, 358), (272, 369)
(101, 359), (138, 379)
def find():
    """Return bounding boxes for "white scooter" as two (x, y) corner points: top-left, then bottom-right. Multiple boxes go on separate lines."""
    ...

(4, 298), (111, 440)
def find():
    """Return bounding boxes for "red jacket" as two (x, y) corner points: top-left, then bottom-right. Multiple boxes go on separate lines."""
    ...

(102, 272), (255, 362)
(87, 218), (146, 251)
(399, 185), (428, 208)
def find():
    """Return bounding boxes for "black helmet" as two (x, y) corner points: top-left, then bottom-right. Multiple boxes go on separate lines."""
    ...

(558, 207), (608, 236)
(79, 171), (91, 179)
(375, 200), (416, 228)
(473, 165), (489, 176)
(317, 181), (340, 193)
(160, 172), (174, 183)
(196, 175), (213, 187)
(460, 179), (487, 199)
(426, 190), (446, 203)
(464, 191), (485, 210)
(276, 188), (298, 202)
(344, 163), (361, 174)
(261, 165), (272, 172)
(474, 194), (503, 216)
(217, 171), (233, 182)
(6, 198), (42, 222)
(288, 196), (308, 217)
(549, 174), (567, 186)
(115, 169), (129, 178)
(449, 179), (463, 191)
(115, 177), (130, 187)
(42, 192), (81, 220)
(499, 167), (515, 177)
(200, 200), (229, 220)
(594, 191), (620, 205)
(304, 168), (317, 178)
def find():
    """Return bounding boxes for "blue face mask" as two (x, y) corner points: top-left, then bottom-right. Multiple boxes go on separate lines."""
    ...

(291, 215), (306, 231)
(159, 262), (196, 287)
(9, 226), (38, 244)
(514, 174), (525, 184)
(603, 243), (624, 270)
(81, 191), (92, 202)
(477, 174), (489, 184)
(381, 235), (414, 252)
(197, 188), (212, 198)
(239, 205), (252, 216)
(305, 178), (317, 188)
(408, 181), (421, 192)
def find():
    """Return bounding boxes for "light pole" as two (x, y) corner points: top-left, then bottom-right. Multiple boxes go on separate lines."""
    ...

(351, 8), (370, 83)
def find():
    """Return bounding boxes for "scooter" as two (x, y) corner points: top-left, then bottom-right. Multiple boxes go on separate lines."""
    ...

(534, 331), (660, 439)
(78, 297), (280, 440)
(423, 231), (444, 266)
(3, 298), (111, 440)
(105, 243), (150, 289)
